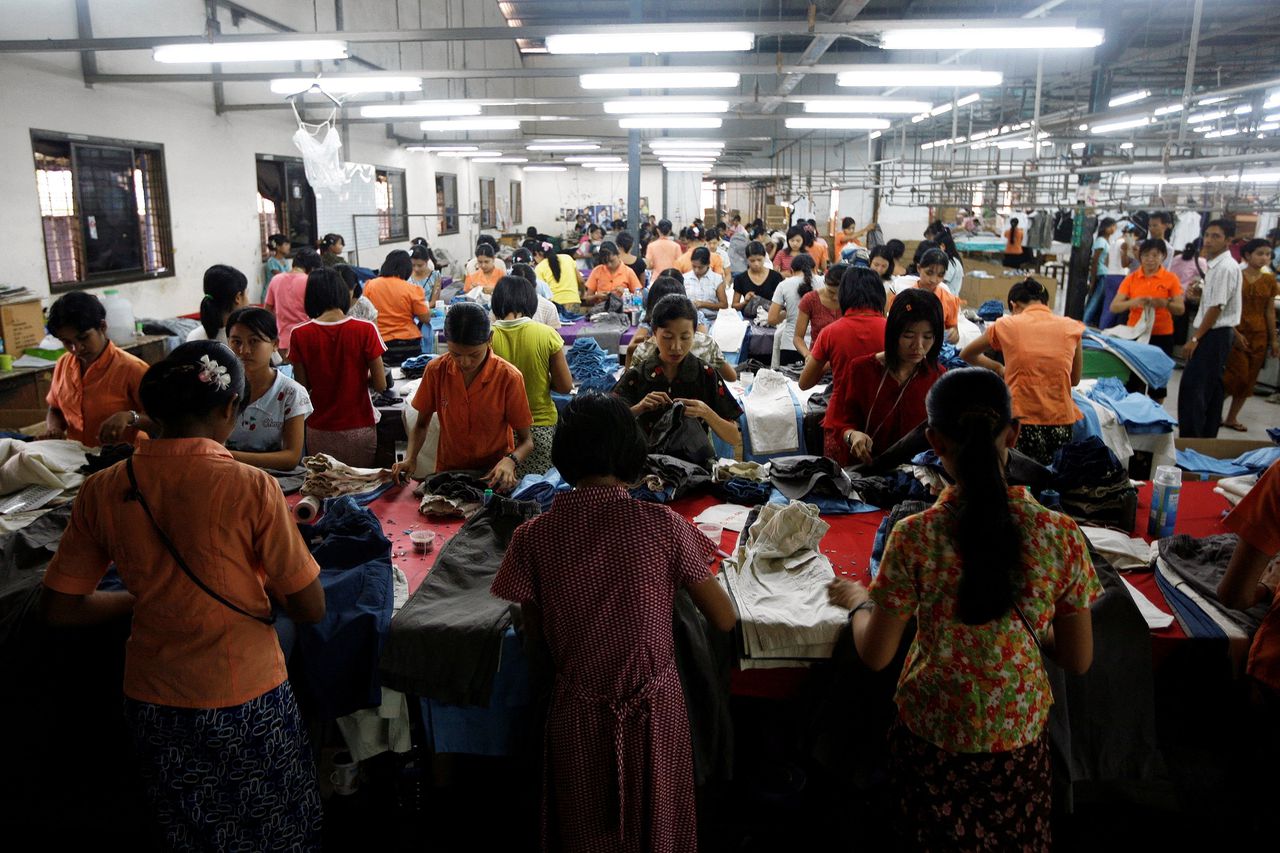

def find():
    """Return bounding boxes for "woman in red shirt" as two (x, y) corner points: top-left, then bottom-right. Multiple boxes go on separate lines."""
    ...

(795, 262), (849, 351)
(836, 288), (946, 465)
(799, 266), (888, 464)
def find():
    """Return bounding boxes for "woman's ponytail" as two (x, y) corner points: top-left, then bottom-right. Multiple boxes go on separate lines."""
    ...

(793, 253), (816, 296)
(199, 264), (248, 340)
(546, 246), (562, 281)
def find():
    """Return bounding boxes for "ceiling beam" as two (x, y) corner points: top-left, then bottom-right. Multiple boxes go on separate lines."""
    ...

(761, 0), (872, 115)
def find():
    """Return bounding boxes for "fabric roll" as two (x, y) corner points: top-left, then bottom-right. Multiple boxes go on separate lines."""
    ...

(294, 496), (322, 522)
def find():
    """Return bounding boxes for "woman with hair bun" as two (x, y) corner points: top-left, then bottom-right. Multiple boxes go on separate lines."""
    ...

(42, 340), (326, 850)
(189, 264), (249, 344)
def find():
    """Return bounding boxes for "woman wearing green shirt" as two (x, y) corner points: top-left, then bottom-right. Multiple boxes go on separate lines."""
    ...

(489, 275), (573, 476)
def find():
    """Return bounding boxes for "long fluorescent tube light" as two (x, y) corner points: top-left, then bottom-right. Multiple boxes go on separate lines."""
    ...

(1109, 89), (1151, 108)
(878, 26), (1104, 50)
(1090, 117), (1151, 134)
(618, 116), (722, 129)
(154, 40), (348, 63)
(1197, 96), (1228, 105)
(471, 157), (529, 163)
(272, 77), (422, 96)
(360, 102), (482, 118)
(1259, 122), (1280, 132)
(605, 99), (730, 114)
(836, 66), (1003, 88)
(580, 71), (740, 90)
(1127, 174), (1166, 184)
(406, 145), (479, 153)
(1153, 103), (1183, 116)
(664, 164), (712, 172)
(526, 142), (599, 151)
(649, 140), (724, 149)
(957, 93), (982, 107)
(522, 165), (568, 172)
(591, 166), (631, 172)
(420, 118), (522, 131)
(1071, 142), (1087, 150)
(785, 117), (891, 130)
(1119, 141), (1134, 150)
(436, 150), (504, 158)
(802, 98), (930, 114)
(564, 156), (622, 163)
(547, 31), (753, 54)
(1187, 109), (1227, 123)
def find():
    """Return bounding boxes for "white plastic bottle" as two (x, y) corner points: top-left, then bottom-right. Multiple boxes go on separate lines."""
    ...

(101, 290), (136, 345)
(1147, 465), (1182, 539)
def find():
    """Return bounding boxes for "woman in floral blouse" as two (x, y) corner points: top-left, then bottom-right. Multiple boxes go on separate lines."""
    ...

(828, 367), (1102, 851)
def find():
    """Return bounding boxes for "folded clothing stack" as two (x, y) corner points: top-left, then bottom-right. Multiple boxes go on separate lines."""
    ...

(565, 337), (619, 393)
(1213, 474), (1258, 507)
(511, 467), (570, 512)
(628, 454), (712, 503)
(717, 500), (849, 668)
(300, 453), (393, 500)
(415, 470), (489, 517)
(1050, 438), (1138, 530)
(1154, 534), (1269, 639)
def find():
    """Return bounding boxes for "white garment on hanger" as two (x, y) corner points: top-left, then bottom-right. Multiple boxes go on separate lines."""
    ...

(709, 308), (748, 354)
(292, 123), (345, 191)
(743, 369), (799, 455)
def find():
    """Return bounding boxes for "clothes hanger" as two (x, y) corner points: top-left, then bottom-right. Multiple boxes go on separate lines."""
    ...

(287, 81), (342, 132)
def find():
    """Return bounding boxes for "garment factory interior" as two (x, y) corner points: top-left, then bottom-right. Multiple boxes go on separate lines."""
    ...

(1, 1), (1279, 851)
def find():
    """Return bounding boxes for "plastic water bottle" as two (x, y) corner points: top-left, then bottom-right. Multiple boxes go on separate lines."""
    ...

(483, 488), (494, 507)
(1147, 465), (1182, 538)
(101, 290), (136, 345)
(1039, 488), (1061, 511)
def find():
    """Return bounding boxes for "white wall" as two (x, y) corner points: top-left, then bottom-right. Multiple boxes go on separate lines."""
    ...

(521, 166), (665, 235)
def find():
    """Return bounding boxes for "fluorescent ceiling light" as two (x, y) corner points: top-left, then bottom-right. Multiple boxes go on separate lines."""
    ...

(1127, 174), (1167, 184)
(836, 66), (1002, 88)
(1119, 141), (1134, 150)
(1071, 142), (1087, 150)
(1197, 96), (1228, 105)
(929, 103), (953, 117)
(1168, 176), (1207, 184)
(878, 26), (1104, 51)
(471, 156), (529, 163)
(956, 93), (981, 107)
(995, 139), (1033, 149)
(1203, 128), (1240, 139)
(547, 31), (752, 54)
(1234, 105), (1253, 115)
(564, 156), (622, 163)
(420, 118), (522, 131)
(869, 131), (882, 139)
(1090, 116), (1151, 134)
(1241, 171), (1280, 181)
(618, 116), (722, 129)
(1153, 103), (1184, 116)
(436, 150), (504, 158)
(360, 102), (481, 118)
(1109, 89), (1151, 108)
(526, 142), (599, 151)
(785, 117), (891, 130)
(649, 140), (724, 149)
(1266, 93), (1280, 109)
(580, 71), (740, 90)
(664, 164), (712, 172)
(604, 99), (729, 114)
(154, 40), (347, 63)
(1266, 113), (1280, 123)
(522, 165), (567, 172)
(801, 98), (930, 114)
(1259, 122), (1280, 132)
(658, 153), (718, 159)
(591, 166), (631, 172)
(1192, 125), (1214, 133)
(271, 77), (422, 96)
(1187, 109), (1227, 123)
(406, 145), (478, 153)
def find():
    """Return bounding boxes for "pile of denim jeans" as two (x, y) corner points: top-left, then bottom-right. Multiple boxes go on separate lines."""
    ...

(977, 299), (1006, 322)
(1050, 437), (1137, 529)
(628, 454), (712, 503)
(565, 337), (619, 393)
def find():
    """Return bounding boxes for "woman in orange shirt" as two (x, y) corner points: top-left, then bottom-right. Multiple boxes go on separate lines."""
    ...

(465, 242), (505, 294)
(42, 340), (326, 849)
(1110, 238), (1185, 401)
(960, 279), (1084, 465)
(43, 292), (156, 447)
(1002, 217), (1025, 268)
(673, 225), (725, 276)
(364, 249), (432, 366)
(583, 242), (642, 307)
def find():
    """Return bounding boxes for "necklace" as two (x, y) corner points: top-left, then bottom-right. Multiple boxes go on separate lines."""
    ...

(865, 361), (920, 446)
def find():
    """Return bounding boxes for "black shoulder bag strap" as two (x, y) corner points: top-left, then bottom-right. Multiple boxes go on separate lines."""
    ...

(125, 457), (275, 625)
(1011, 600), (1043, 655)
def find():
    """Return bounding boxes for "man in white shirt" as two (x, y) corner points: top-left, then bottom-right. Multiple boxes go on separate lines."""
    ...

(1178, 219), (1243, 438)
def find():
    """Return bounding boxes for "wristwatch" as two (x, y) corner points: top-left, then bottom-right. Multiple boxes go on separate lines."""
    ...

(505, 452), (519, 466)
(127, 410), (140, 427)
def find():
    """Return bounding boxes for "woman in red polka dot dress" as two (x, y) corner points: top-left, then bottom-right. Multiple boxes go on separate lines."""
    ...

(492, 393), (737, 852)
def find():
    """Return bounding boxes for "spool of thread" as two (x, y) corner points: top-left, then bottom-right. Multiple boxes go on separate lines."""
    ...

(294, 496), (322, 522)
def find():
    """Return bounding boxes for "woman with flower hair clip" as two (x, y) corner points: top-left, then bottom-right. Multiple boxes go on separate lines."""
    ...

(42, 340), (327, 849)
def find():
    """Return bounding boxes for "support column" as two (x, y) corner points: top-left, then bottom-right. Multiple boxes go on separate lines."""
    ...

(626, 0), (642, 232)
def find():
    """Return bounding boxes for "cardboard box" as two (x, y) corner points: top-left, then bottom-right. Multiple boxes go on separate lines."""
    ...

(1174, 437), (1274, 480)
(0, 299), (45, 356)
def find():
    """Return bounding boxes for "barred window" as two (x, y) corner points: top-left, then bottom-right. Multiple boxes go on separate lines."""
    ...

(376, 167), (408, 242)
(32, 131), (174, 292)
(436, 173), (459, 235)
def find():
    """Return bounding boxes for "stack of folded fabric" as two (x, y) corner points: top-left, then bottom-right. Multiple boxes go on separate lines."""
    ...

(977, 299), (1006, 322)
(717, 500), (850, 668)
(511, 467), (570, 512)
(628, 454), (712, 503)
(767, 455), (877, 514)
(1154, 534), (1269, 639)
(416, 470), (489, 517)
(301, 453), (392, 500)
(1213, 474), (1258, 507)
(1050, 438), (1138, 529)
(869, 501), (931, 579)
(711, 458), (773, 504)
(399, 353), (434, 379)
(1083, 377), (1176, 435)
(1176, 445), (1280, 479)
(566, 337), (619, 393)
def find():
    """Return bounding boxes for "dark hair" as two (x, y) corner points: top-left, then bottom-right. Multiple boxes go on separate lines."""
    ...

(597, 241), (619, 263)
(841, 217), (855, 229)
(925, 367), (1021, 625)
(790, 252), (816, 296)
(917, 248), (950, 275)
(645, 276), (687, 318)
(512, 247), (533, 265)
(320, 233), (344, 252)
(658, 267), (682, 281)
(885, 238), (906, 261)
(492, 275), (538, 319)
(934, 228), (960, 263)
(1007, 278), (1048, 307)
(686, 225), (705, 242)
(825, 262), (848, 291)
(304, 268), (351, 318)
(651, 293), (698, 330)
(690, 246), (711, 266)
(525, 226), (539, 238)
(267, 233), (290, 250)
(1137, 238), (1169, 259)
(553, 392), (646, 486)
(746, 240), (767, 258)
(474, 243), (497, 260)
(537, 241), (562, 280)
(908, 240), (939, 275)
(410, 244), (437, 266)
(139, 341), (247, 426)
(589, 224), (604, 238)
(334, 264), (362, 301)
(411, 236), (430, 247)
(477, 234), (499, 250)
(924, 220), (946, 239)
(199, 264), (248, 340)
(1241, 237), (1272, 258)
(657, 218), (673, 235)
(1179, 241), (1201, 262)
(868, 246), (896, 280)
(225, 306), (278, 342)
(1205, 218), (1235, 238)
(884, 288), (943, 373)
(614, 231), (634, 253)
(379, 249), (413, 280)
(1096, 217), (1117, 237)
(46, 291), (106, 335)
(1149, 211), (1172, 226)
(839, 266), (887, 314)
(784, 225), (806, 251)
(445, 301), (491, 345)
(510, 262), (537, 286)
(293, 247), (323, 273)
(1009, 217), (1020, 230)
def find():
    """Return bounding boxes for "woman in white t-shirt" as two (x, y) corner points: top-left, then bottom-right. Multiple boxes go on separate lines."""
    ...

(224, 307), (313, 471)
(768, 253), (817, 366)
(187, 264), (250, 344)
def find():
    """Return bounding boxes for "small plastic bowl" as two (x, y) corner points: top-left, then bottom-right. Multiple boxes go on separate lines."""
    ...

(697, 522), (723, 543)
(410, 531), (435, 553)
